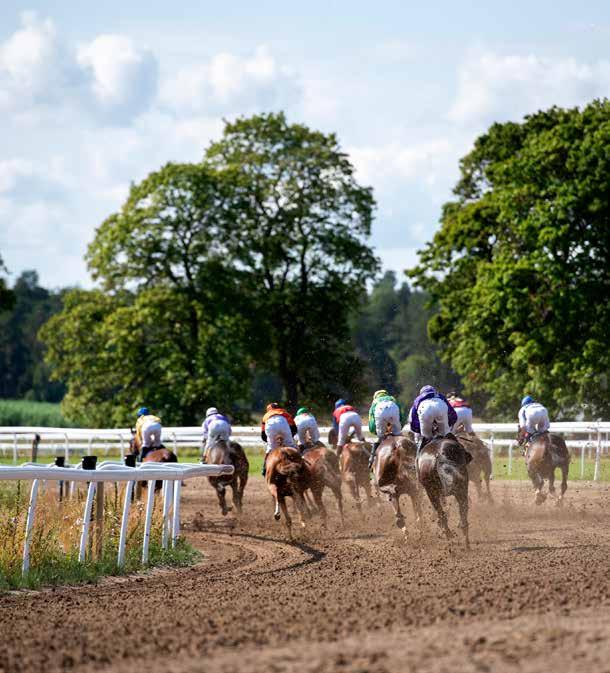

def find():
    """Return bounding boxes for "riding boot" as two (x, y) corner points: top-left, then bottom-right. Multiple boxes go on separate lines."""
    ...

(261, 454), (268, 477)
(415, 437), (429, 479)
(368, 440), (380, 469)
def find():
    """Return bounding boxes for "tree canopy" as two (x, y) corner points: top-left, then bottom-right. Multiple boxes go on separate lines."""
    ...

(409, 101), (610, 419)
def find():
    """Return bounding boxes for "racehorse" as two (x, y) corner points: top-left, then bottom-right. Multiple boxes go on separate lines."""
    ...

(205, 438), (249, 516)
(517, 429), (570, 505)
(455, 430), (493, 501)
(371, 423), (422, 534)
(339, 436), (374, 513)
(265, 445), (311, 538)
(300, 431), (344, 526)
(417, 433), (471, 547)
(130, 429), (178, 491)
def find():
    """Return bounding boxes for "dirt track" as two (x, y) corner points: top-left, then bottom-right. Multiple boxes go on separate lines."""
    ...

(1, 477), (609, 673)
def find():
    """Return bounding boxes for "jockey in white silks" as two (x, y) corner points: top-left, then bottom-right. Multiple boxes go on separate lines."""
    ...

(447, 393), (474, 433)
(518, 396), (550, 442)
(201, 407), (232, 461)
(294, 407), (320, 446)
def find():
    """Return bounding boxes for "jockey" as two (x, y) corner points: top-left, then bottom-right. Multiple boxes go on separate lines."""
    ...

(518, 396), (550, 443)
(294, 406), (320, 448)
(201, 407), (232, 462)
(333, 399), (364, 454)
(447, 392), (474, 433)
(135, 407), (163, 460)
(409, 385), (457, 456)
(261, 403), (297, 476)
(367, 390), (404, 467)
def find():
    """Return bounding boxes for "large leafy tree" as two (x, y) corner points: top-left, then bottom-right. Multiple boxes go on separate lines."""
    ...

(205, 112), (379, 406)
(0, 255), (14, 315)
(42, 163), (255, 425)
(409, 101), (610, 419)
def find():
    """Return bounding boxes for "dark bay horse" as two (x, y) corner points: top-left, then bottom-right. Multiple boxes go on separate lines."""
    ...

(206, 438), (249, 516)
(130, 429), (178, 490)
(265, 446), (311, 538)
(518, 429), (570, 505)
(301, 437), (344, 526)
(371, 425), (422, 534)
(417, 434), (471, 547)
(456, 430), (493, 501)
(339, 438), (374, 513)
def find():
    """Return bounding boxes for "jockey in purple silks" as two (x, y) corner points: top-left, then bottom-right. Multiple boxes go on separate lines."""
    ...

(409, 385), (458, 456)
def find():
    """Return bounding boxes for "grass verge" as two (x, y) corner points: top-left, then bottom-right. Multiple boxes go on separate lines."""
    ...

(0, 399), (70, 427)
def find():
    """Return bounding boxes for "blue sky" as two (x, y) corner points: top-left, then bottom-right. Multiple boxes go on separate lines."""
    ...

(1, 1), (610, 287)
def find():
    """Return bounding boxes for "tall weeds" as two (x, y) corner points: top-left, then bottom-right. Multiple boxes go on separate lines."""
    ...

(0, 482), (198, 590)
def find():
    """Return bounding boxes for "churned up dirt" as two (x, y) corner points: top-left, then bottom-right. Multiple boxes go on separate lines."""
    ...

(1, 478), (609, 673)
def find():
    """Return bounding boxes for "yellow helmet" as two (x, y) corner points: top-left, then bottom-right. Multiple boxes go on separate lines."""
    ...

(373, 389), (388, 399)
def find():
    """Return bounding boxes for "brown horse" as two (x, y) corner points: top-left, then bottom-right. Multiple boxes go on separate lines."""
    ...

(301, 435), (344, 526)
(456, 430), (493, 501)
(339, 438), (374, 513)
(206, 438), (249, 516)
(417, 434), (471, 547)
(265, 446), (311, 538)
(518, 429), (570, 505)
(371, 424), (422, 534)
(130, 429), (178, 490)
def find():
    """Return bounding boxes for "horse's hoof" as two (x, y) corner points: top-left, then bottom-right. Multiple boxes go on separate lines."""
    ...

(274, 513), (281, 521)
(535, 493), (546, 505)
(395, 515), (406, 529)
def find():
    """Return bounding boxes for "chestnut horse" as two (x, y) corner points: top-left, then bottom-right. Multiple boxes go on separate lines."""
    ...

(130, 429), (177, 490)
(300, 433), (344, 526)
(417, 434), (471, 547)
(518, 429), (570, 505)
(371, 424), (422, 534)
(339, 437), (374, 513)
(455, 430), (493, 501)
(206, 438), (249, 516)
(265, 446), (311, 538)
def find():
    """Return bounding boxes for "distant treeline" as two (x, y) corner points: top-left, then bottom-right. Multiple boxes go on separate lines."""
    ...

(0, 265), (460, 423)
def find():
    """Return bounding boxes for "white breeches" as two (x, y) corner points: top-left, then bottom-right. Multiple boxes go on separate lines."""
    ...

(296, 417), (320, 445)
(141, 421), (163, 448)
(373, 400), (401, 438)
(521, 405), (550, 434)
(453, 407), (473, 433)
(417, 398), (449, 439)
(337, 411), (364, 446)
(265, 415), (295, 453)
(205, 419), (231, 449)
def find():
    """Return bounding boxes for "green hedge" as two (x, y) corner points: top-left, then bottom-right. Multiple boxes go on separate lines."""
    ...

(0, 400), (70, 427)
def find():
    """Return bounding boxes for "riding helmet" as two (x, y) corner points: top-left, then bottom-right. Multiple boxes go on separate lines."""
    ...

(373, 390), (388, 399)
(296, 407), (309, 416)
(419, 385), (436, 395)
(136, 407), (150, 417)
(334, 399), (346, 409)
(266, 402), (280, 411)
(206, 407), (218, 417)
(521, 395), (534, 406)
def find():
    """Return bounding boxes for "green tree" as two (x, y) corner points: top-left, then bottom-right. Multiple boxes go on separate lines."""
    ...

(42, 163), (255, 425)
(0, 270), (64, 401)
(205, 112), (379, 406)
(0, 255), (14, 314)
(409, 101), (610, 419)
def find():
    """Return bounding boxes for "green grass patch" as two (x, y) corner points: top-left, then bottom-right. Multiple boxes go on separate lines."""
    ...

(492, 455), (610, 482)
(0, 399), (71, 427)
(0, 481), (200, 592)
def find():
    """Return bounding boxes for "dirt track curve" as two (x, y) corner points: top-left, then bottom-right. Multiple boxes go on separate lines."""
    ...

(1, 477), (610, 673)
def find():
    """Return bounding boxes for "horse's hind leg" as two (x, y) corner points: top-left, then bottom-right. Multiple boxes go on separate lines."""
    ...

(456, 488), (470, 549)
(558, 464), (568, 506)
(484, 465), (493, 502)
(529, 470), (546, 505)
(427, 486), (452, 540)
(311, 487), (328, 526)
(390, 492), (406, 531)
(237, 472), (248, 513)
(217, 485), (231, 516)
(331, 484), (345, 526)
(279, 496), (293, 538)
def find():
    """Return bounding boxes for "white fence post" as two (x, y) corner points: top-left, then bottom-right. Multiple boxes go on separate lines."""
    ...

(12, 433), (17, 464)
(172, 480), (181, 546)
(22, 479), (40, 576)
(117, 480), (134, 567)
(142, 481), (156, 564)
(594, 427), (602, 482)
(162, 480), (173, 549)
(580, 442), (586, 479)
(79, 482), (97, 562)
(64, 433), (69, 463)
(489, 433), (494, 478)
(507, 441), (513, 476)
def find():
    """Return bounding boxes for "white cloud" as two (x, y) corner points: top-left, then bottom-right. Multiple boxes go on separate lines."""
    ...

(449, 52), (610, 125)
(159, 45), (300, 114)
(76, 34), (158, 122)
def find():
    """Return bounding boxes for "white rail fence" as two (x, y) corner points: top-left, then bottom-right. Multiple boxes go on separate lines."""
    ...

(0, 461), (234, 577)
(1, 421), (609, 478)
